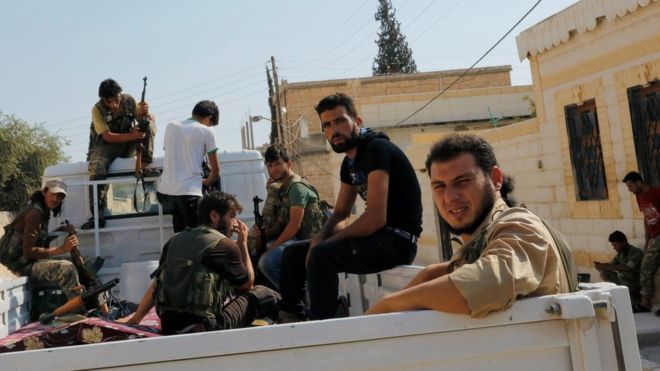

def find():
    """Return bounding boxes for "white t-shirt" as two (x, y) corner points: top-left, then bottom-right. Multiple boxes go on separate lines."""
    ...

(158, 118), (218, 196)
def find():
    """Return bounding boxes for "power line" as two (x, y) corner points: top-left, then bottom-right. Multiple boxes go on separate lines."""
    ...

(43, 62), (268, 130)
(52, 77), (268, 136)
(328, 0), (460, 79)
(157, 82), (266, 116)
(286, 0), (371, 61)
(152, 73), (265, 110)
(149, 61), (267, 102)
(394, 0), (543, 127)
(400, 0), (438, 32)
(408, 0), (463, 44)
(280, 0), (416, 81)
(159, 87), (266, 123)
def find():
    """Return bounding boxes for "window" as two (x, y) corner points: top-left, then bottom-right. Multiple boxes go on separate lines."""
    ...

(104, 174), (160, 219)
(564, 100), (608, 200)
(628, 81), (660, 186)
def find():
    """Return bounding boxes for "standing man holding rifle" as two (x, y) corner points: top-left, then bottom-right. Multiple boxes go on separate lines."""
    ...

(82, 78), (158, 230)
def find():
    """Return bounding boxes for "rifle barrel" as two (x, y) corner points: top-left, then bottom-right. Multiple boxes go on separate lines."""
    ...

(82, 278), (120, 301)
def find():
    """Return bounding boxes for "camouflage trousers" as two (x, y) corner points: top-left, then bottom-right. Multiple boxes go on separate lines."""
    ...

(29, 259), (81, 300)
(640, 235), (660, 299)
(86, 124), (155, 215)
(600, 270), (640, 303)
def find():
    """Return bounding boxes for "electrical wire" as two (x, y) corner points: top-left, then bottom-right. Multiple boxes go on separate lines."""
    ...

(394, 0), (543, 127)
(43, 61), (268, 130)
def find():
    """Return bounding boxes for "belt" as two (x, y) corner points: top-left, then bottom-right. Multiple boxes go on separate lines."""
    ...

(386, 227), (418, 244)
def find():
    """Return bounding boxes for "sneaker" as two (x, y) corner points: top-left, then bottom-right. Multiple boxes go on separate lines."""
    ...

(250, 319), (270, 327)
(80, 218), (105, 230)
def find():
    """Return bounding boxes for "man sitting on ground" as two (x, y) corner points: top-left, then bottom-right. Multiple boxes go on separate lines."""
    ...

(594, 230), (643, 310)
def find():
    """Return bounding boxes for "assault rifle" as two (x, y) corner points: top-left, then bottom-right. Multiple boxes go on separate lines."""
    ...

(201, 156), (222, 195)
(252, 196), (267, 254)
(137, 76), (149, 132)
(135, 76), (148, 177)
(39, 278), (120, 324)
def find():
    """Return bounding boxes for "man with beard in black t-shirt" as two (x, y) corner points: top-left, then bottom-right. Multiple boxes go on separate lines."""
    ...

(278, 93), (422, 321)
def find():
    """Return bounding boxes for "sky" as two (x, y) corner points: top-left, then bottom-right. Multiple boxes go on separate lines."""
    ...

(0, 0), (579, 162)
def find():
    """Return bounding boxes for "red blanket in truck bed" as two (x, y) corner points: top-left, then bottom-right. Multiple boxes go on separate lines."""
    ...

(0, 309), (160, 353)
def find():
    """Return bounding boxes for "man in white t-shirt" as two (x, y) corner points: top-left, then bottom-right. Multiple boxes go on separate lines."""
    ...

(157, 100), (220, 232)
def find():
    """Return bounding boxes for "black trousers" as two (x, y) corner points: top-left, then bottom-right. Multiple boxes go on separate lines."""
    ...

(156, 192), (201, 233)
(279, 229), (416, 320)
(160, 285), (280, 335)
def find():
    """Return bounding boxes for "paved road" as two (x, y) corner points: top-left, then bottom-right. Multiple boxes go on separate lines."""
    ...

(636, 312), (660, 370)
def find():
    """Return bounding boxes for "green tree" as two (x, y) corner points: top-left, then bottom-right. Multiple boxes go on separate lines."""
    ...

(0, 112), (69, 212)
(373, 0), (417, 76)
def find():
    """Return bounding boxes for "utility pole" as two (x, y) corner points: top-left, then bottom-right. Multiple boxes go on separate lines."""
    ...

(271, 56), (284, 146)
(247, 109), (255, 149)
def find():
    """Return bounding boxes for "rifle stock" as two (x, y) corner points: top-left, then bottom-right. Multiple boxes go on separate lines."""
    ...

(65, 219), (103, 288)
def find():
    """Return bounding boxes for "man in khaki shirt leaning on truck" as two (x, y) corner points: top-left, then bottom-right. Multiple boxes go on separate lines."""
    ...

(366, 134), (577, 318)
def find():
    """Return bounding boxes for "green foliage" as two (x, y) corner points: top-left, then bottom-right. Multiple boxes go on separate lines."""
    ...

(373, 0), (417, 76)
(522, 95), (537, 117)
(0, 112), (69, 212)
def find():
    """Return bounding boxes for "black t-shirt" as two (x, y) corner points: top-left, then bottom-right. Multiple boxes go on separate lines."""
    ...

(157, 233), (249, 334)
(340, 131), (423, 236)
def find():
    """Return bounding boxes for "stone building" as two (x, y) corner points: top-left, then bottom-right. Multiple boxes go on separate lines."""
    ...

(408, 0), (659, 279)
(276, 66), (534, 264)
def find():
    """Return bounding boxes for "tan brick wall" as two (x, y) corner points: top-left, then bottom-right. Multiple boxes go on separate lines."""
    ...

(516, 4), (659, 281)
(280, 66), (514, 139)
(295, 151), (338, 204)
(282, 66), (527, 216)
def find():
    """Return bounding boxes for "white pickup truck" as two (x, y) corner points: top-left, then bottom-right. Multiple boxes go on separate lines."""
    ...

(0, 151), (642, 370)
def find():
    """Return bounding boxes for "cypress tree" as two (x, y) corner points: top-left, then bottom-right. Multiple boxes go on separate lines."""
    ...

(373, 0), (417, 76)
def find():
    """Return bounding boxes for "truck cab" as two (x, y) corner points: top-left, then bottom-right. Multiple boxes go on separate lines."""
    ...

(43, 150), (267, 300)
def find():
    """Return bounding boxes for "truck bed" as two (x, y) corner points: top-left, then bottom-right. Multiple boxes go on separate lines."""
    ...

(0, 283), (641, 371)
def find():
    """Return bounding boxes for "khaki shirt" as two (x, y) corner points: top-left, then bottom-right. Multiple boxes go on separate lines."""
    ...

(91, 94), (138, 135)
(448, 198), (571, 318)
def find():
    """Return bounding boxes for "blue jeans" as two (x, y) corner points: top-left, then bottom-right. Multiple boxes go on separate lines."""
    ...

(258, 239), (299, 290)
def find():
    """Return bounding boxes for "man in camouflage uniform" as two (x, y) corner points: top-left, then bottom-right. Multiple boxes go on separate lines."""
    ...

(0, 179), (106, 315)
(82, 78), (158, 229)
(623, 171), (660, 312)
(251, 144), (325, 290)
(594, 230), (643, 307)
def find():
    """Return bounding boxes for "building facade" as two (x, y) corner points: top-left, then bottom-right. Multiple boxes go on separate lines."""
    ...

(276, 66), (534, 264)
